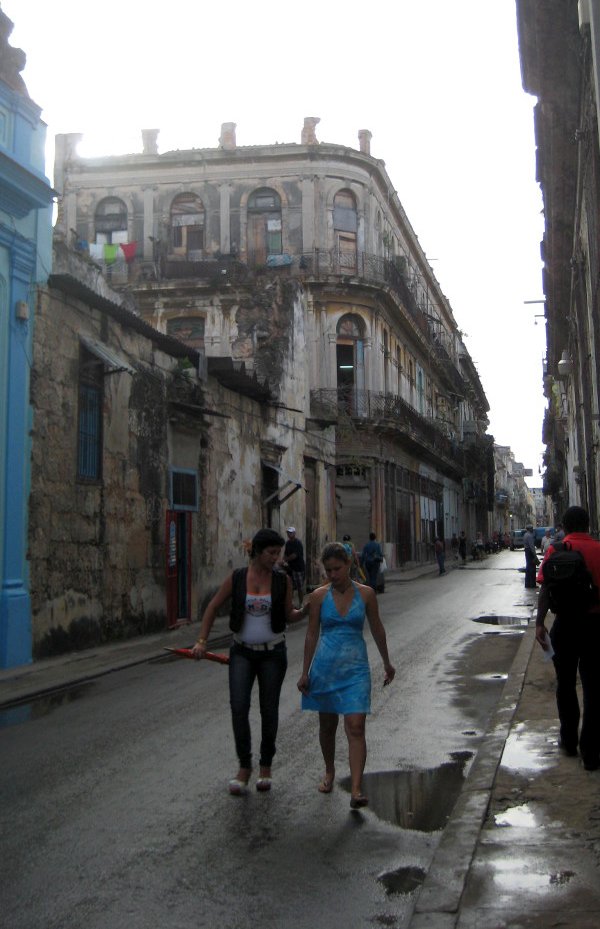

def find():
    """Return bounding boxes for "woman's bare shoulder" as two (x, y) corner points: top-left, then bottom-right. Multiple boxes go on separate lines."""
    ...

(356, 582), (375, 602)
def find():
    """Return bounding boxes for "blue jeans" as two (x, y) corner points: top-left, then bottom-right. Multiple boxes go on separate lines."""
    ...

(228, 641), (288, 769)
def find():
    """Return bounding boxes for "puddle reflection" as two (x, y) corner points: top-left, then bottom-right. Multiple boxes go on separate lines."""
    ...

(342, 756), (472, 831)
(500, 724), (554, 772)
(0, 684), (93, 729)
(494, 803), (538, 828)
(492, 857), (576, 894)
(472, 615), (530, 627)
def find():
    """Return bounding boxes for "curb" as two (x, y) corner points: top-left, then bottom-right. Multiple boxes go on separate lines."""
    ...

(409, 618), (537, 927)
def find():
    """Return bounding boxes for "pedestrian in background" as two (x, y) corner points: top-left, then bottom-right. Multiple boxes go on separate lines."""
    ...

(523, 524), (538, 588)
(283, 526), (305, 608)
(451, 533), (459, 560)
(541, 528), (553, 554)
(555, 523), (565, 542)
(192, 528), (307, 795)
(297, 542), (395, 808)
(458, 530), (467, 566)
(536, 506), (600, 770)
(342, 534), (365, 582)
(434, 536), (446, 575)
(360, 531), (384, 591)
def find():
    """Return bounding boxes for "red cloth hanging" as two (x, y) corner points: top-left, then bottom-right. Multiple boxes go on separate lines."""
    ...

(119, 242), (138, 262)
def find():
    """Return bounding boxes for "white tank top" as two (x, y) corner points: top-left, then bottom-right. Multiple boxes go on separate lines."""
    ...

(239, 592), (273, 644)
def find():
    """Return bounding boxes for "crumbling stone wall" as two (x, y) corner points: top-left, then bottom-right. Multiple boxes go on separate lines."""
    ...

(29, 286), (182, 656)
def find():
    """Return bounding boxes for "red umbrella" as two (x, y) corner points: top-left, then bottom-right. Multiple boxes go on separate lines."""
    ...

(164, 647), (229, 665)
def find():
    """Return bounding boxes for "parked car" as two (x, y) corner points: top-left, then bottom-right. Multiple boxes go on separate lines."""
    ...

(510, 529), (526, 550)
(534, 527), (555, 550)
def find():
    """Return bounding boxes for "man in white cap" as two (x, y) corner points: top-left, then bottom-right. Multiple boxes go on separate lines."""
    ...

(283, 527), (305, 607)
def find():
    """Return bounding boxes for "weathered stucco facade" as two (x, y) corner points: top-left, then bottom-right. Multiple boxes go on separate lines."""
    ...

(518, 0), (600, 528)
(53, 120), (492, 573)
(29, 243), (334, 656)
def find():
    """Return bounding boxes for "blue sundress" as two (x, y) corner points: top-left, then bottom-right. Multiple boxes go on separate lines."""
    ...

(302, 583), (371, 714)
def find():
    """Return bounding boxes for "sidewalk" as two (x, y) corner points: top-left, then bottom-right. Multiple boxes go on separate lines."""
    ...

(410, 620), (600, 929)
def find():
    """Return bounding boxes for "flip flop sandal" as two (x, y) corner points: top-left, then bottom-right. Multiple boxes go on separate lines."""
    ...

(228, 778), (250, 796)
(256, 777), (272, 792)
(318, 777), (334, 794)
(350, 794), (369, 809)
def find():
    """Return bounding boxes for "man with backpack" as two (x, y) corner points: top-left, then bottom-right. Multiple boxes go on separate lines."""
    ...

(536, 506), (600, 770)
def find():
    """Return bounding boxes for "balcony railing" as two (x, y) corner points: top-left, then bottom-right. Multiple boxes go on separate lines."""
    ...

(310, 387), (465, 468)
(91, 244), (466, 394)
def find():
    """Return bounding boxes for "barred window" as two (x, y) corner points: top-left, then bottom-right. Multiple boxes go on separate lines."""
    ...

(169, 468), (199, 512)
(77, 348), (103, 481)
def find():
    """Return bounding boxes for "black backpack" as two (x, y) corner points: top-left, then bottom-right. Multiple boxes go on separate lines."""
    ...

(541, 541), (599, 615)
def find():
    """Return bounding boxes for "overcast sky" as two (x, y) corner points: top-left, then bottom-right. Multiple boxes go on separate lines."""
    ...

(7, 0), (546, 484)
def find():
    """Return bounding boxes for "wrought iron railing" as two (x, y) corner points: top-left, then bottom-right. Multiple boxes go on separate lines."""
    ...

(97, 244), (465, 393)
(310, 387), (465, 466)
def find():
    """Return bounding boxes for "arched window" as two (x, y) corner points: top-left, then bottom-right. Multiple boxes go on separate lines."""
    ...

(247, 187), (282, 266)
(94, 197), (127, 245)
(336, 314), (365, 410)
(333, 189), (357, 274)
(170, 193), (205, 259)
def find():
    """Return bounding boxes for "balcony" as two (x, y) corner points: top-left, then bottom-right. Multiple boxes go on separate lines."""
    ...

(310, 387), (465, 472)
(89, 244), (466, 395)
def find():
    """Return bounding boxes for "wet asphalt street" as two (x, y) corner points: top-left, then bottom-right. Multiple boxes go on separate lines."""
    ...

(0, 552), (535, 929)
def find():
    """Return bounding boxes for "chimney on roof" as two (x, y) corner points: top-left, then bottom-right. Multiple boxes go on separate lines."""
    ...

(358, 129), (372, 155)
(301, 117), (320, 145)
(219, 122), (237, 151)
(141, 129), (159, 154)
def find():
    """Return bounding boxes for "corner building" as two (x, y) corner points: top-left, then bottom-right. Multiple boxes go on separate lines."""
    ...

(54, 119), (492, 569)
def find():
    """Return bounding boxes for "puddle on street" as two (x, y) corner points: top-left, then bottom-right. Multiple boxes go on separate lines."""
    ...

(500, 723), (555, 773)
(494, 803), (538, 828)
(377, 865), (426, 896)
(472, 614), (530, 627)
(474, 672), (508, 682)
(341, 755), (472, 831)
(0, 683), (93, 729)
(481, 629), (525, 637)
(491, 857), (577, 895)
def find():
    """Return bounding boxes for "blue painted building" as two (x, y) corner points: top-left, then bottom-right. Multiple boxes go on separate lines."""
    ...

(0, 8), (54, 667)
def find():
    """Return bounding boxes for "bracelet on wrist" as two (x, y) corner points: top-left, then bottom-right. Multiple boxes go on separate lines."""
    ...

(196, 637), (207, 645)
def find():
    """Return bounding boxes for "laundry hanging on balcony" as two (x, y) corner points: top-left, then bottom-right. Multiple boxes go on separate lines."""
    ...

(89, 242), (138, 263)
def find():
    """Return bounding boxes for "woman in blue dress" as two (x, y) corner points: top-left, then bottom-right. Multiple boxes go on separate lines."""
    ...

(297, 542), (395, 809)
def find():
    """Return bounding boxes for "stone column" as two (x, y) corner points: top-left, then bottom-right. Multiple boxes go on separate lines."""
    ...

(143, 187), (155, 259)
(220, 184), (231, 254)
(301, 177), (315, 253)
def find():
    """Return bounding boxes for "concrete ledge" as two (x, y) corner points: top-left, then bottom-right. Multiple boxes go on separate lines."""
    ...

(411, 621), (536, 925)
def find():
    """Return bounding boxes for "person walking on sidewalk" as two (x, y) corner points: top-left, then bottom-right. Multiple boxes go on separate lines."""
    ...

(535, 506), (600, 770)
(458, 530), (467, 566)
(434, 536), (446, 575)
(297, 542), (395, 809)
(360, 531), (383, 591)
(523, 524), (538, 588)
(282, 526), (305, 608)
(191, 529), (307, 795)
